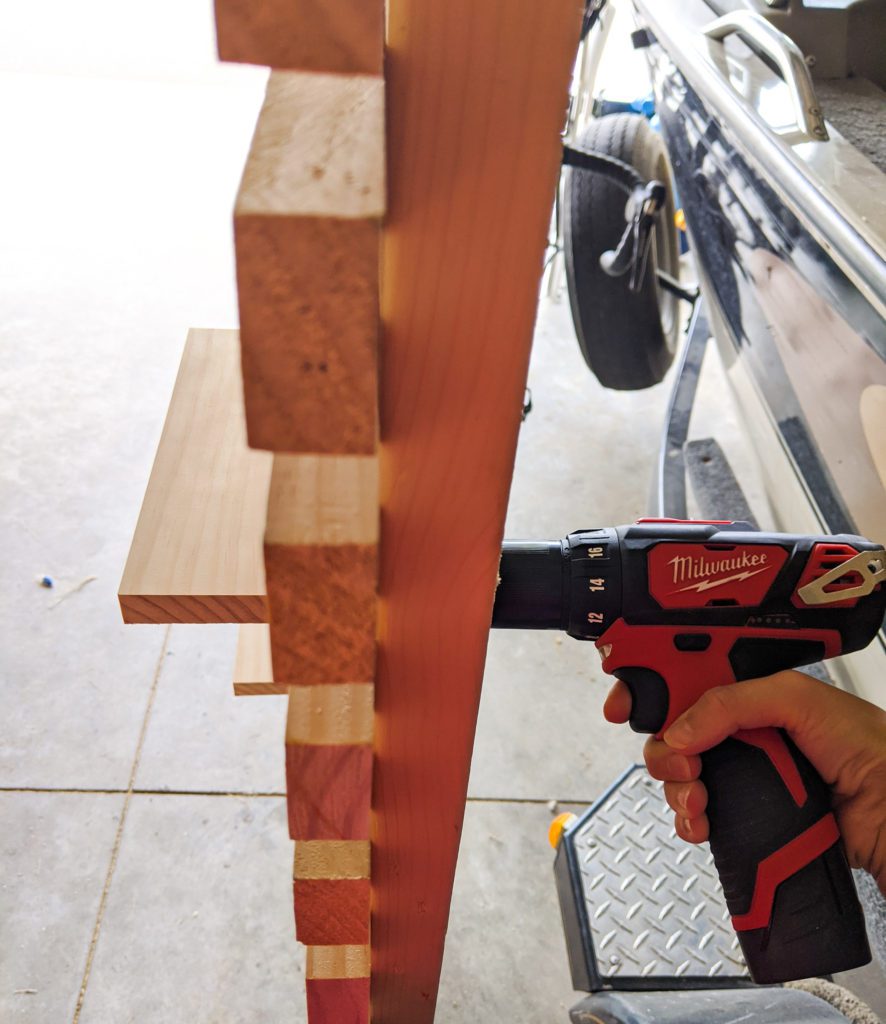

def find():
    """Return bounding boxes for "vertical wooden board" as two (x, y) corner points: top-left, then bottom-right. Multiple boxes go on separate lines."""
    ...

(372, 2), (585, 1021)
(235, 73), (384, 454)
(215, 0), (383, 75)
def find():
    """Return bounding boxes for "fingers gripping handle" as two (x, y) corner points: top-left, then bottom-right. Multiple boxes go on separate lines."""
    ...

(701, 728), (870, 983)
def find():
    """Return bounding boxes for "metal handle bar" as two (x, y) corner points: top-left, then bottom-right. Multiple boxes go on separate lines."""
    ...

(703, 11), (828, 142)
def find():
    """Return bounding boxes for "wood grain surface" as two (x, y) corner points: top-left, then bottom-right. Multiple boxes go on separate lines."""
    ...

(294, 878), (371, 945)
(306, 944), (370, 980)
(215, 0), (383, 75)
(287, 685), (374, 746)
(294, 841), (370, 880)
(119, 329), (271, 624)
(235, 72), (384, 454)
(232, 624), (286, 695)
(371, 2), (584, 1020)
(286, 743), (373, 840)
(305, 978), (369, 1024)
(264, 454), (378, 686)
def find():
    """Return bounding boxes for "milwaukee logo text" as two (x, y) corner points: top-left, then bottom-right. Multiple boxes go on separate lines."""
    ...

(669, 550), (769, 593)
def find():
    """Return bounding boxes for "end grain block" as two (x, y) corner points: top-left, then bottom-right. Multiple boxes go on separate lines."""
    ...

(264, 454), (378, 686)
(285, 685), (373, 840)
(235, 72), (384, 454)
(215, 0), (383, 75)
(294, 841), (371, 946)
(305, 945), (370, 1024)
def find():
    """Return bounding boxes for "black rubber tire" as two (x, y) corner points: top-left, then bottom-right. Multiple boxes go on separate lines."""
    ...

(564, 113), (680, 390)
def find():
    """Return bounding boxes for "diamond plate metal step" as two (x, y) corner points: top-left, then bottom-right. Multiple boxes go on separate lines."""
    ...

(555, 764), (752, 992)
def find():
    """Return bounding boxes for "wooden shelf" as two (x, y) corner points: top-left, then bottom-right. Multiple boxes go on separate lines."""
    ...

(119, 329), (272, 624)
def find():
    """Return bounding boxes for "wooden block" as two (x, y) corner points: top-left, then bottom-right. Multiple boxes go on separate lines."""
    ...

(371, 2), (585, 1020)
(214, 0), (383, 75)
(265, 455), (378, 685)
(305, 978), (369, 1024)
(286, 744), (372, 840)
(235, 72), (384, 454)
(294, 851), (371, 934)
(119, 329), (272, 624)
(305, 945), (371, 1023)
(294, 879), (370, 945)
(306, 944), (370, 979)
(232, 624), (286, 696)
(294, 840), (370, 880)
(287, 686), (374, 746)
(305, 946), (370, 1023)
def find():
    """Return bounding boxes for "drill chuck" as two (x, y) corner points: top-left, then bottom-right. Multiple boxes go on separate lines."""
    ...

(493, 529), (621, 640)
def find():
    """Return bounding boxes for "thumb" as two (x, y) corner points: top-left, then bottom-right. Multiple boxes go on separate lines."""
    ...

(662, 672), (825, 754)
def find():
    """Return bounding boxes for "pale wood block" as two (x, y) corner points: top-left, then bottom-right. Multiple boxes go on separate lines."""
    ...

(265, 455), (378, 546)
(287, 685), (374, 746)
(306, 945), (370, 980)
(119, 329), (272, 624)
(235, 72), (384, 454)
(214, 0), (383, 75)
(294, 841), (370, 880)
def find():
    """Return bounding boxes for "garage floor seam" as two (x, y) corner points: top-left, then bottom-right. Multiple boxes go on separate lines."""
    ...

(71, 624), (171, 1024)
(0, 787), (595, 805)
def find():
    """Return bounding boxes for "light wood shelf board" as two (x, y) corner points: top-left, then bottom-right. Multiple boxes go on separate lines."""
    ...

(119, 328), (272, 624)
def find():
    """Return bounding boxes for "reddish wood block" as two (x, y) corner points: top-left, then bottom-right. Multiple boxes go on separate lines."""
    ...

(294, 878), (370, 945)
(265, 544), (377, 686)
(215, 0), (383, 75)
(236, 215), (380, 454)
(286, 744), (372, 840)
(305, 978), (369, 1024)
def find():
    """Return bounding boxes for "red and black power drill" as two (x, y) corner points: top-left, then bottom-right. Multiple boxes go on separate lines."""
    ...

(491, 519), (886, 984)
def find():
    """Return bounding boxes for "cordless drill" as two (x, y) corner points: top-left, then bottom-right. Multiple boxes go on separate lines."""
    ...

(492, 519), (886, 984)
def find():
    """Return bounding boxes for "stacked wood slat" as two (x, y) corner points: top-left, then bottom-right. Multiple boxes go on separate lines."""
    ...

(221, 10), (386, 1022)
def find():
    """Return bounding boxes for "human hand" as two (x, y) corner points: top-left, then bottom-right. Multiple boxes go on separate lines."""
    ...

(604, 670), (886, 894)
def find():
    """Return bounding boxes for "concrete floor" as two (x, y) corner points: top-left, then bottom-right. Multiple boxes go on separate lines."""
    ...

(1, 5), (883, 1023)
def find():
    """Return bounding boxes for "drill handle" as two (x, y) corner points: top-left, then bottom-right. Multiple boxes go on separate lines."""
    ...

(701, 727), (870, 983)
